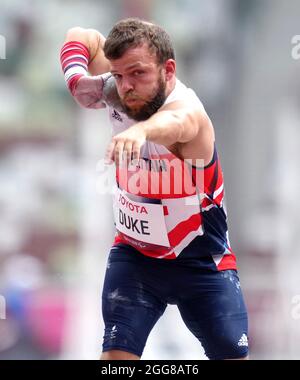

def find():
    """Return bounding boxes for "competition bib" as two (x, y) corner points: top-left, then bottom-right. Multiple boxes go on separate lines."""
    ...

(113, 188), (170, 247)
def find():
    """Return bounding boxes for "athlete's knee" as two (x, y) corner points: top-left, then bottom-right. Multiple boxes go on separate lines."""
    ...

(102, 323), (145, 358)
(100, 350), (140, 360)
(206, 332), (249, 360)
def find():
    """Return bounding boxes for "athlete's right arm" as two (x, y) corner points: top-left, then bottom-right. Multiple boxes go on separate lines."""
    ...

(60, 27), (111, 109)
(64, 27), (111, 75)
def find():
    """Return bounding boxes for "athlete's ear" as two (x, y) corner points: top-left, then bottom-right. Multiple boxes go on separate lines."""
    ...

(164, 59), (176, 81)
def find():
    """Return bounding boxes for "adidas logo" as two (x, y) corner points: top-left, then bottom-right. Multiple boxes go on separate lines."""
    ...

(109, 325), (118, 340)
(238, 334), (248, 347)
(112, 109), (123, 122)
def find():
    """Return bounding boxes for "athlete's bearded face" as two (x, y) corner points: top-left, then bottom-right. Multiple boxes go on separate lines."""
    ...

(121, 73), (166, 121)
(110, 44), (168, 121)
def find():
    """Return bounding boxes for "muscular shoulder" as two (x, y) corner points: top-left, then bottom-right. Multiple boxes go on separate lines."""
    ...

(162, 100), (215, 167)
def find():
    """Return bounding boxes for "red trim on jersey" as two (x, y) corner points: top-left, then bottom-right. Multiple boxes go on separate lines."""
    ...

(114, 233), (170, 254)
(168, 213), (202, 247)
(217, 254), (237, 271)
(202, 197), (213, 209)
(113, 234), (176, 259)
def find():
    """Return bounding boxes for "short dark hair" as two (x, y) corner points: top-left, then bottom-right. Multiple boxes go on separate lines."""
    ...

(104, 18), (175, 64)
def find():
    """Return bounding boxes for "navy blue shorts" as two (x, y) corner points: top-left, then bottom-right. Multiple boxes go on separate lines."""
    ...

(101, 244), (249, 360)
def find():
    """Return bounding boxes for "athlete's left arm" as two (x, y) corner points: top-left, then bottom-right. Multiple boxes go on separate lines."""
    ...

(105, 100), (215, 167)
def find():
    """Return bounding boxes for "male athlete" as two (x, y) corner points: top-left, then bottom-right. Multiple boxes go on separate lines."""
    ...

(60, 18), (249, 360)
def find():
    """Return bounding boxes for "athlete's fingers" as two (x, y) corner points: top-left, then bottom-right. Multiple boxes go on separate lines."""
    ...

(114, 141), (125, 167)
(123, 141), (133, 167)
(105, 140), (116, 165)
(132, 141), (141, 163)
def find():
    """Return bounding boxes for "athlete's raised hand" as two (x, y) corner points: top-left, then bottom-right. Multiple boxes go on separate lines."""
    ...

(105, 125), (146, 167)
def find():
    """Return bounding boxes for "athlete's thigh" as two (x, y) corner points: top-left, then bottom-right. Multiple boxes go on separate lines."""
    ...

(102, 245), (167, 357)
(177, 269), (249, 360)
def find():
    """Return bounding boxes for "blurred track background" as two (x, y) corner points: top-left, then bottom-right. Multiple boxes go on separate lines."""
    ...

(0, 0), (300, 360)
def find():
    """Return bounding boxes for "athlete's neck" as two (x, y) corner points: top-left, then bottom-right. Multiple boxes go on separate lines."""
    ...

(165, 77), (177, 98)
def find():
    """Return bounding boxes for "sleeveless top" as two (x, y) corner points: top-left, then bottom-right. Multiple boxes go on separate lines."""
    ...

(101, 75), (237, 271)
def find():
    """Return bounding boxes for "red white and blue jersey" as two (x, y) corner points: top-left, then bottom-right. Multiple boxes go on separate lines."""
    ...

(102, 77), (237, 271)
